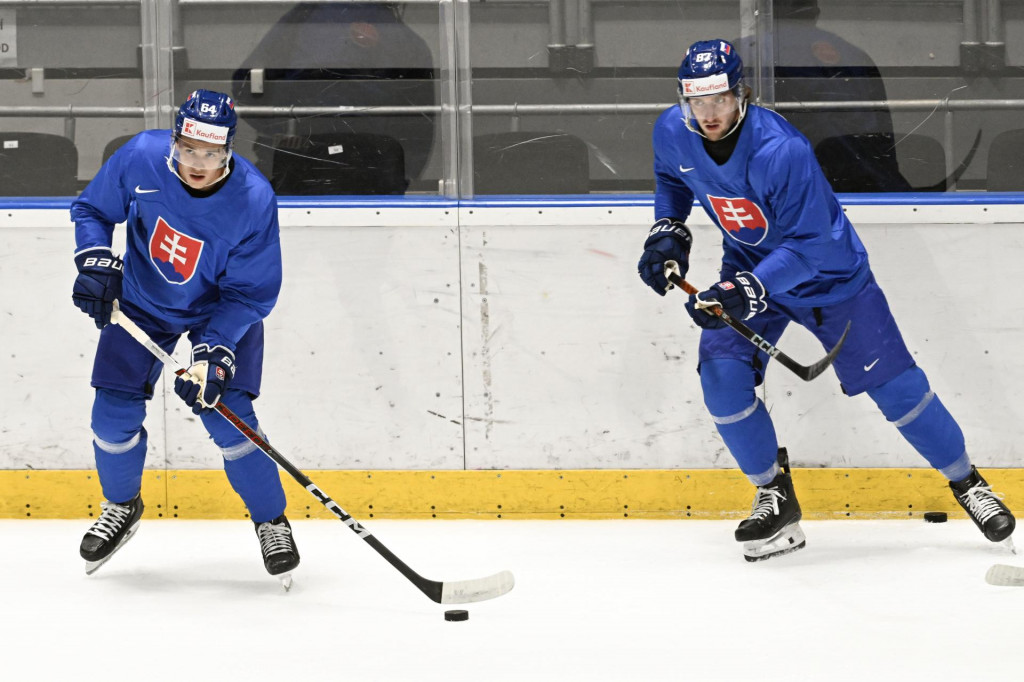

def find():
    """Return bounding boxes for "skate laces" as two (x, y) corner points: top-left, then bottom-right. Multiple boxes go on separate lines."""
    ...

(256, 520), (294, 556)
(749, 486), (786, 520)
(87, 501), (134, 541)
(959, 483), (1007, 524)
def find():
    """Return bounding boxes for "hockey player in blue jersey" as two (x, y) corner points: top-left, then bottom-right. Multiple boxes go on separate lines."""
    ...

(70, 89), (299, 581)
(638, 40), (1015, 561)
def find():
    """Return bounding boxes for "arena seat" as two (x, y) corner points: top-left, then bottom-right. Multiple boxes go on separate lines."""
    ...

(270, 132), (408, 195)
(0, 132), (79, 196)
(986, 129), (1024, 191)
(102, 134), (137, 165)
(815, 132), (947, 192)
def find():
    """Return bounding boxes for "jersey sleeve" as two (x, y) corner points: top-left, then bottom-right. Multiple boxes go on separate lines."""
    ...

(200, 193), (283, 350)
(70, 137), (135, 254)
(652, 110), (695, 222)
(751, 137), (837, 296)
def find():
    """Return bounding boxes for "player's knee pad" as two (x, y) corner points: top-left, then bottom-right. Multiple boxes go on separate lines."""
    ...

(700, 359), (778, 481)
(867, 365), (966, 473)
(866, 365), (931, 423)
(700, 358), (758, 418)
(91, 388), (147, 451)
(199, 389), (260, 455)
(91, 389), (148, 502)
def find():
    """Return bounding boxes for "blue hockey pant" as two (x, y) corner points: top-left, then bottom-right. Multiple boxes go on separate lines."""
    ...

(88, 301), (285, 522)
(696, 275), (971, 483)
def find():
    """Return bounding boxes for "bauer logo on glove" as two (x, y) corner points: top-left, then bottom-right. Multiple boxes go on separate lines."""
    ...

(685, 271), (767, 330)
(72, 247), (125, 329)
(81, 255), (123, 271)
(638, 218), (693, 296)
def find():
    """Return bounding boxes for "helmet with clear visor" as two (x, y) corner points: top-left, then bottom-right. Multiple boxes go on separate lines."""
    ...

(676, 40), (748, 139)
(167, 89), (237, 184)
(171, 137), (231, 170)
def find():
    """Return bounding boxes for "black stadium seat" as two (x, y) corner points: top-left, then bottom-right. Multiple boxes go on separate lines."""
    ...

(0, 132), (79, 196)
(892, 133), (948, 190)
(815, 132), (950, 193)
(815, 132), (950, 191)
(986, 129), (1024, 191)
(102, 134), (137, 165)
(270, 132), (408, 195)
(473, 131), (590, 194)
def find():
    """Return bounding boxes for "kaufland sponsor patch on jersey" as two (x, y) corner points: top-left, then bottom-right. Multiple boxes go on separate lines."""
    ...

(681, 72), (730, 97)
(180, 118), (229, 144)
(707, 195), (770, 246)
(149, 217), (204, 284)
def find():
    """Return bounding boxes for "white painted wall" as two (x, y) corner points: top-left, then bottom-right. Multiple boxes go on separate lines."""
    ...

(2, 201), (1022, 471)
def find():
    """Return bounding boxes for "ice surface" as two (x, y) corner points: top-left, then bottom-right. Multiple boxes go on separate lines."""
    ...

(2, 518), (1021, 681)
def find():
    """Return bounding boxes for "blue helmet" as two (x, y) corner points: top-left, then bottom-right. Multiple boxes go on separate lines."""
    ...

(677, 39), (744, 99)
(676, 39), (749, 139)
(174, 89), (237, 148)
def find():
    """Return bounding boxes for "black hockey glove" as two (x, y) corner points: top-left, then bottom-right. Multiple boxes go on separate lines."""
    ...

(173, 343), (236, 414)
(638, 218), (692, 296)
(685, 272), (767, 330)
(72, 248), (123, 329)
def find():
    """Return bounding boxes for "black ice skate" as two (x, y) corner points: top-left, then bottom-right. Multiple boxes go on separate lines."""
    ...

(735, 449), (806, 562)
(80, 494), (144, 575)
(255, 514), (300, 590)
(950, 466), (1016, 551)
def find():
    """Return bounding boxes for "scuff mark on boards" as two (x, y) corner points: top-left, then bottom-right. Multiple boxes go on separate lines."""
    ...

(479, 254), (494, 439)
(427, 410), (462, 426)
(463, 414), (510, 424)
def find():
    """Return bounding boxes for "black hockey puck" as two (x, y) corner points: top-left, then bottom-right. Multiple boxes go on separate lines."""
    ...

(444, 609), (469, 622)
(924, 511), (948, 523)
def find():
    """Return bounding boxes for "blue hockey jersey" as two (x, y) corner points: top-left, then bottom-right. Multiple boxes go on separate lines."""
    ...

(653, 104), (871, 307)
(71, 130), (282, 351)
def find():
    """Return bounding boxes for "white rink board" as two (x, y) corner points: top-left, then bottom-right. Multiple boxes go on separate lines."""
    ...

(1, 203), (1022, 470)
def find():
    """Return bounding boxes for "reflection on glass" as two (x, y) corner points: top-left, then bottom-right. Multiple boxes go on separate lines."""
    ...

(747, 0), (916, 192)
(0, 1), (1011, 197)
(230, 2), (436, 195)
(473, 131), (591, 195)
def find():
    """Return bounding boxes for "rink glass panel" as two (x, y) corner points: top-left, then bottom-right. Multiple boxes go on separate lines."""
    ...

(0, 1), (1019, 197)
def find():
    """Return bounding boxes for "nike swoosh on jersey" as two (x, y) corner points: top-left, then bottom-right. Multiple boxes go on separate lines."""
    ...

(679, 166), (695, 173)
(863, 358), (880, 372)
(135, 186), (159, 194)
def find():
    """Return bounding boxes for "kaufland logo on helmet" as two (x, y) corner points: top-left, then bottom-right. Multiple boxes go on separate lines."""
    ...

(181, 118), (229, 144)
(681, 72), (730, 97)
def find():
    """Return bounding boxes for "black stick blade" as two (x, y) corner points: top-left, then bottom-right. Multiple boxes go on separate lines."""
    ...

(783, 320), (851, 382)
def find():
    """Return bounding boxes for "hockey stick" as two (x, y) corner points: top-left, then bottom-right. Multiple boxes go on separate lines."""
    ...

(667, 272), (850, 382)
(985, 564), (1024, 587)
(109, 302), (515, 604)
(917, 129), (982, 192)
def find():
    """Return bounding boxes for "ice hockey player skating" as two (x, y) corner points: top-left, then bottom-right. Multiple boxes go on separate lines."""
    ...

(71, 89), (299, 587)
(637, 39), (1015, 561)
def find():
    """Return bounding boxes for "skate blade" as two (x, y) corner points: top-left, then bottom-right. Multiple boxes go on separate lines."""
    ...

(742, 522), (807, 562)
(278, 573), (293, 592)
(83, 524), (140, 576)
